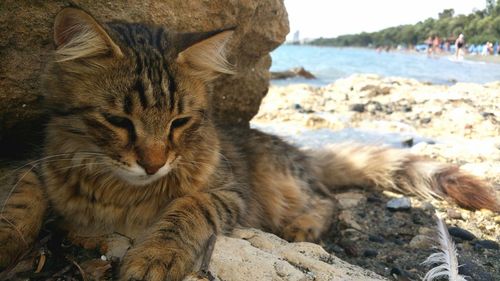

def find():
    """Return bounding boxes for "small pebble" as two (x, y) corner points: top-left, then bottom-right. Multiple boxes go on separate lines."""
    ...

(386, 197), (411, 211)
(339, 240), (359, 257)
(368, 234), (385, 243)
(447, 208), (463, 220)
(402, 105), (412, 112)
(349, 103), (365, 113)
(420, 202), (434, 211)
(474, 240), (499, 250)
(393, 238), (405, 245)
(325, 244), (344, 254)
(409, 234), (432, 249)
(401, 137), (413, 148)
(448, 227), (476, 241)
(420, 117), (432, 124)
(363, 249), (378, 258)
(481, 112), (495, 118)
(390, 267), (412, 281)
(494, 215), (500, 224)
(418, 227), (434, 235)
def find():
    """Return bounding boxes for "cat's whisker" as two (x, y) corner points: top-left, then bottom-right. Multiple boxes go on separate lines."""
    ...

(1, 164), (38, 213)
(0, 152), (107, 182)
(1, 160), (109, 212)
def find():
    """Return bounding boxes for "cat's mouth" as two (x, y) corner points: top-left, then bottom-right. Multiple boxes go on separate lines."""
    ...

(112, 157), (179, 186)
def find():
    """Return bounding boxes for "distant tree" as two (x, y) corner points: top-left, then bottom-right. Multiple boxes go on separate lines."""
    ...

(486, 0), (497, 15)
(309, 2), (500, 47)
(439, 9), (454, 19)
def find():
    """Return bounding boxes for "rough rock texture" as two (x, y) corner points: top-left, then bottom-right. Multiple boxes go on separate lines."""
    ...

(0, 0), (289, 155)
(182, 228), (386, 281)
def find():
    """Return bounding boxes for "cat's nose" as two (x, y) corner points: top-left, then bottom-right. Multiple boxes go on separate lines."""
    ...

(136, 159), (165, 175)
(136, 142), (167, 175)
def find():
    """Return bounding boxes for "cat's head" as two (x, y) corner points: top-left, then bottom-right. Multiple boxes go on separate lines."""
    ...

(43, 8), (234, 186)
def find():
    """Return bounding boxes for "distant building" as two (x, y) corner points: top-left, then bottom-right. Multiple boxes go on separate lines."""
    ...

(292, 30), (300, 44)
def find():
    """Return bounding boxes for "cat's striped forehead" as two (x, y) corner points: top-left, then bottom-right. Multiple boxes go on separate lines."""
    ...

(106, 23), (181, 114)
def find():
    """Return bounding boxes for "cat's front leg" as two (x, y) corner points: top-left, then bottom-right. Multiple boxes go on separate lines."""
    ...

(120, 189), (243, 281)
(0, 168), (47, 270)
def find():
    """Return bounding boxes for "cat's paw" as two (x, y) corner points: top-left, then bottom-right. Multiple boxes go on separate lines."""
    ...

(120, 240), (192, 281)
(0, 227), (26, 270)
(282, 214), (323, 242)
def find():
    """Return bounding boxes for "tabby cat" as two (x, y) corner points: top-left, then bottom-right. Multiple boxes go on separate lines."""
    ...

(0, 7), (498, 281)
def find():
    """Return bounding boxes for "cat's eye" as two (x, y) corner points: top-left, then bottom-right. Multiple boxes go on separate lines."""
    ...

(170, 117), (191, 130)
(102, 113), (135, 132)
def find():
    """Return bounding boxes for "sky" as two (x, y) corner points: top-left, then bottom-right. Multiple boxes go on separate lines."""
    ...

(285, 0), (487, 40)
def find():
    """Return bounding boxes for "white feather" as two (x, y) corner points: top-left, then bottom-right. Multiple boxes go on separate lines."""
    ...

(422, 218), (468, 281)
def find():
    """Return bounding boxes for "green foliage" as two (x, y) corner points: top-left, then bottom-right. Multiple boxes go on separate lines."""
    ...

(310, 1), (500, 47)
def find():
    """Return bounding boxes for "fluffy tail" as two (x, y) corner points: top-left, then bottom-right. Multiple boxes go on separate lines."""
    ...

(308, 143), (499, 212)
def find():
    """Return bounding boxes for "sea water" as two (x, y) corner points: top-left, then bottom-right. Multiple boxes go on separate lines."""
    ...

(270, 45), (500, 85)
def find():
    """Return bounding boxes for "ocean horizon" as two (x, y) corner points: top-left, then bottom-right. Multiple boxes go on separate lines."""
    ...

(270, 44), (500, 86)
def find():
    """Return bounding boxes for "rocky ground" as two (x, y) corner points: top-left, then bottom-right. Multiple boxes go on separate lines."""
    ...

(253, 74), (500, 280)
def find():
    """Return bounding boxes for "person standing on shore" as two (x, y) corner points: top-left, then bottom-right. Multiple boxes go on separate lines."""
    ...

(426, 36), (434, 56)
(433, 36), (441, 54)
(455, 34), (465, 59)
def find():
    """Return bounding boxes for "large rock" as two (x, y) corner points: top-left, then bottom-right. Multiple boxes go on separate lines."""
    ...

(184, 228), (386, 281)
(0, 0), (289, 156)
(104, 228), (386, 281)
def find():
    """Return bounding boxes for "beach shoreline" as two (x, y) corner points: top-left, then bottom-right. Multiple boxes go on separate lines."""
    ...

(295, 43), (500, 64)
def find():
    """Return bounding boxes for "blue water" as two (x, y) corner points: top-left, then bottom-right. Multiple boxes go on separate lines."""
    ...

(270, 45), (500, 85)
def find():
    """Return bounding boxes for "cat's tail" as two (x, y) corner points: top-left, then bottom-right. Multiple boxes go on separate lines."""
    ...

(308, 142), (499, 212)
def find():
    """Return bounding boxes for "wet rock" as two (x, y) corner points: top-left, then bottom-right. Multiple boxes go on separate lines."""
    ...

(474, 240), (499, 250)
(349, 103), (366, 113)
(368, 235), (385, 244)
(386, 197), (411, 211)
(448, 227), (476, 241)
(362, 249), (378, 258)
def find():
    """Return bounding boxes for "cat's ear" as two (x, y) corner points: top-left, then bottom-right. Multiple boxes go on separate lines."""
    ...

(175, 29), (235, 82)
(53, 7), (122, 62)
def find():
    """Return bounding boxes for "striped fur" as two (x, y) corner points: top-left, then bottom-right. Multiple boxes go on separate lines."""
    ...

(0, 8), (498, 281)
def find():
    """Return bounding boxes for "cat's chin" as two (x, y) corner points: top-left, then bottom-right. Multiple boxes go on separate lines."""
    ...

(112, 164), (172, 186)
